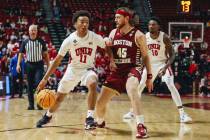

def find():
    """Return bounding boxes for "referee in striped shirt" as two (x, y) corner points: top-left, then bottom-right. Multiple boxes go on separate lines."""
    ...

(16, 24), (50, 110)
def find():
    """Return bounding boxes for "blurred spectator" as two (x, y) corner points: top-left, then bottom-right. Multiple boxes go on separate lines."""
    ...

(10, 32), (18, 41)
(199, 75), (209, 96)
(22, 31), (29, 40)
(201, 41), (208, 50)
(10, 21), (16, 29)
(9, 53), (25, 98)
(133, 12), (140, 26)
(40, 25), (48, 34)
(0, 55), (9, 75)
(4, 19), (11, 28)
(0, 39), (7, 57)
(7, 40), (15, 56)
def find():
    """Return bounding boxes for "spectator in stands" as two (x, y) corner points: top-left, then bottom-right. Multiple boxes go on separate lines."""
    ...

(10, 21), (16, 29)
(40, 25), (48, 34)
(18, 16), (28, 26)
(9, 53), (25, 98)
(0, 55), (9, 75)
(0, 39), (7, 57)
(22, 31), (29, 40)
(198, 55), (208, 76)
(4, 19), (11, 29)
(65, 25), (74, 36)
(53, 5), (60, 19)
(10, 31), (18, 41)
(201, 41), (208, 50)
(133, 12), (140, 26)
(7, 40), (15, 57)
(199, 75), (209, 97)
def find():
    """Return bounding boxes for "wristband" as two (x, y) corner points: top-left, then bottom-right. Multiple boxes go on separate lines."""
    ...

(147, 74), (152, 79)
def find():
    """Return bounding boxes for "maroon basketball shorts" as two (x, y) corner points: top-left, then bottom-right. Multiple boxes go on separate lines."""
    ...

(103, 67), (143, 94)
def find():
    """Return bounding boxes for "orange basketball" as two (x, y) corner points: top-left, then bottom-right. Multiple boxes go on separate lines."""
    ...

(36, 89), (56, 109)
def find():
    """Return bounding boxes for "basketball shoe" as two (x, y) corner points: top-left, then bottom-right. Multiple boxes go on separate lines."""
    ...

(123, 111), (135, 119)
(180, 112), (192, 123)
(36, 113), (52, 128)
(97, 121), (106, 128)
(84, 117), (96, 130)
(136, 123), (149, 139)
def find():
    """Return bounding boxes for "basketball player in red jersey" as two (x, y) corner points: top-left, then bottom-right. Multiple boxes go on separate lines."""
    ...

(95, 7), (153, 138)
(124, 17), (192, 123)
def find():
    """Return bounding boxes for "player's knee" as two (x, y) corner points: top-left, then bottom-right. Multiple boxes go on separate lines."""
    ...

(87, 80), (97, 90)
(126, 76), (138, 92)
(87, 76), (98, 89)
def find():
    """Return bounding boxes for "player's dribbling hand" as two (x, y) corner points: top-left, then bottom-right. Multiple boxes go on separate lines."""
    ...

(146, 79), (153, 93)
(36, 79), (47, 92)
(109, 60), (117, 72)
(104, 37), (112, 47)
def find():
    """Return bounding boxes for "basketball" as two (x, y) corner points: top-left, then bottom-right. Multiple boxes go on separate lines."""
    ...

(36, 89), (56, 109)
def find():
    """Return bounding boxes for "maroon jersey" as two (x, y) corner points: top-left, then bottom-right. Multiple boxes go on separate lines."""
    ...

(112, 28), (143, 74)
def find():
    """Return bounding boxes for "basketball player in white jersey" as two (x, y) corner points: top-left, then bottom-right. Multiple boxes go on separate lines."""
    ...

(36, 10), (110, 129)
(123, 17), (192, 123)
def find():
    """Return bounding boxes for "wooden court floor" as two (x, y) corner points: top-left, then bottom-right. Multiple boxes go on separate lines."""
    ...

(0, 93), (210, 140)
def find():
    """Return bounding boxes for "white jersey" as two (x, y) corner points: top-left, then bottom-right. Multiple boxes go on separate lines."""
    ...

(146, 31), (167, 64)
(58, 30), (106, 69)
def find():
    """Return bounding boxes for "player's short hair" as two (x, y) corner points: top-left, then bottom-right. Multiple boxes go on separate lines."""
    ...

(149, 17), (161, 25)
(116, 7), (135, 26)
(72, 10), (91, 24)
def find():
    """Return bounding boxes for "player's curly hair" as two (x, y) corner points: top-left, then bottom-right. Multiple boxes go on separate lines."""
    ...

(149, 16), (161, 25)
(72, 10), (91, 24)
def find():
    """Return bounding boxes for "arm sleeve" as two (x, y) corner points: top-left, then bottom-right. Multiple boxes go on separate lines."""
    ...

(58, 37), (71, 57)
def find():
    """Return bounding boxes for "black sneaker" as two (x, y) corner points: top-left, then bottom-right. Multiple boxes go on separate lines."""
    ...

(36, 114), (52, 128)
(84, 117), (96, 130)
(37, 104), (43, 110)
(27, 106), (35, 110)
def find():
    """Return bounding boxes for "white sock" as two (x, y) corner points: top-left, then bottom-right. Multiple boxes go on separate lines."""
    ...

(87, 110), (94, 118)
(46, 110), (53, 117)
(97, 118), (104, 124)
(178, 107), (184, 115)
(136, 115), (144, 125)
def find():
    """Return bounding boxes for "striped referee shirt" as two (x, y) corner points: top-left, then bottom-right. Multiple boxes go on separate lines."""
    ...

(20, 38), (47, 62)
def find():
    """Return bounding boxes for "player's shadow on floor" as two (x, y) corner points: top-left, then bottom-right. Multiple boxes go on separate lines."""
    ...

(190, 120), (210, 124)
(149, 131), (176, 138)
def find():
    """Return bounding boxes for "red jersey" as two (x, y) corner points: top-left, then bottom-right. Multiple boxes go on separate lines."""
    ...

(111, 28), (143, 74)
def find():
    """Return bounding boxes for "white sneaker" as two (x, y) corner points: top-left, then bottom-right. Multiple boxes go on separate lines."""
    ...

(123, 112), (135, 119)
(180, 112), (192, 123)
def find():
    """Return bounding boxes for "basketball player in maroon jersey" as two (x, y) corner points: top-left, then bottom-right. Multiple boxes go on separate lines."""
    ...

(95, 7), (153, 138)
(124, 17), (192, 123)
